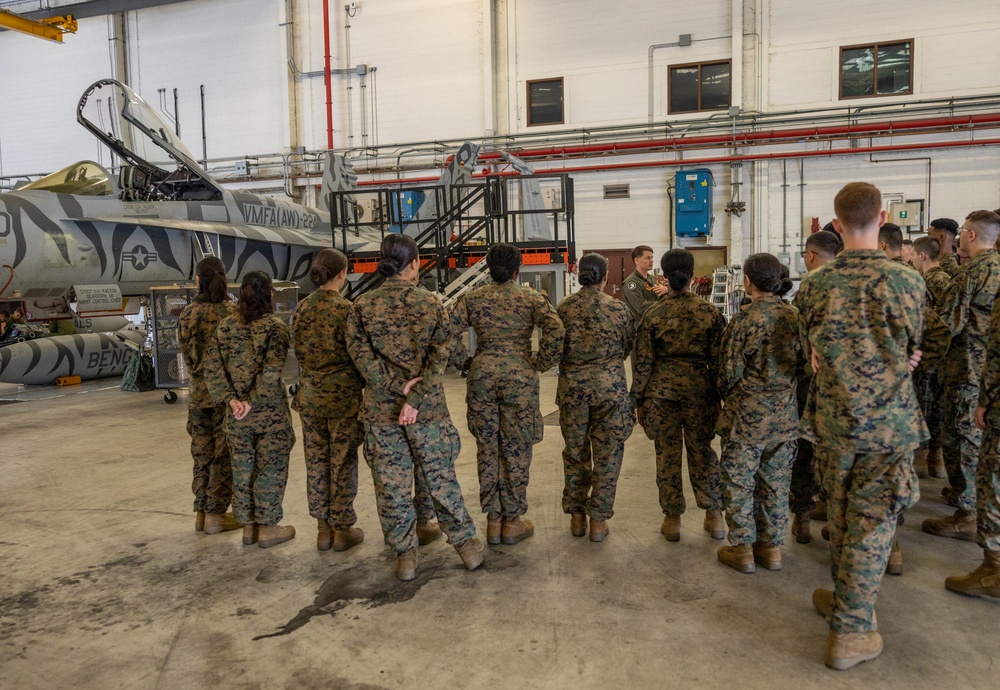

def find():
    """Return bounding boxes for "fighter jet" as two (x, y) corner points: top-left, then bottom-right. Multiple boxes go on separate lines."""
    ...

(0, 78), (377, 323)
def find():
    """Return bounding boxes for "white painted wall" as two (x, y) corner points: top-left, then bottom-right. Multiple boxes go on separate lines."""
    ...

(3, 0), (1000, 271)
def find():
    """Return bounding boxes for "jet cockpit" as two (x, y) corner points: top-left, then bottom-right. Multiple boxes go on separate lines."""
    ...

(76, 79), (222, 203)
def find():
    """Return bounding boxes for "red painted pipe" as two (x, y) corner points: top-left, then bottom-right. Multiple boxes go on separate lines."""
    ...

(323, 0), (333, 150)
(473, 112), (1000, 161)
(356, 136), (1000, 185)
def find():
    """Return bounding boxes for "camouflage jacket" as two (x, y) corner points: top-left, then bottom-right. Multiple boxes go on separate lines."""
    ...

(923, 266), (951, 308)
(291, 289), (363, 418)
(717, 295), (800, 444)
(939, 251), (960, 276)
(450, 280), (564, 373)
(936, 249), (1000, 388)
(796, 249), (927, 452)
(205, 313), (291, 411)
(178, 300), (236, 408)
(977, 299), (1000, 409)
(622, 269), (659, 320)
(791, 289), (812, 414)
(556, 286), (635, 406)
(631, 291), (726, 404)
(346, 277), (452, 425)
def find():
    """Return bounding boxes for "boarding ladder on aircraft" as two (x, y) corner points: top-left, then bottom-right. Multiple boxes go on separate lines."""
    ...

(192, 232), (219, 262)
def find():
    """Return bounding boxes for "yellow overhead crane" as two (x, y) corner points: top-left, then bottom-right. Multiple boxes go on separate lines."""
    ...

(0, 10), (77, 43)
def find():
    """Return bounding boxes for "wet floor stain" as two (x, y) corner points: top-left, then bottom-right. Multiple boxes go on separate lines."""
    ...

(254, 557), (445, 640)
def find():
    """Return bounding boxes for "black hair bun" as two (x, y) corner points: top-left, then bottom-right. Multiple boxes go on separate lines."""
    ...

(376, 258), (400, 277)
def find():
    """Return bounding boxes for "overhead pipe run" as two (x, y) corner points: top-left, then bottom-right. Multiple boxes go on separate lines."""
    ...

(355, 137), (1000, 186)
(474, 112), (1000, 163)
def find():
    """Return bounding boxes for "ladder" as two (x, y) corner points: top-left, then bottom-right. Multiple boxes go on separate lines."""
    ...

(441, 259), (490, 308)
(711, 265), (743, 318)
(192, 231), (218, 261)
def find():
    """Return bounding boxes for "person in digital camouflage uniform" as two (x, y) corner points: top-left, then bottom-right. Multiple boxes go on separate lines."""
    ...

(346, 234), (484, 581)
(790, 230), (841, 544)
(945, 294), (1000, 599)
(911, 236), (951, 478)
(716, 253), (800, 574)
(177, 257), (239, 535)
(927, 217), (961, 276)
(556, 253), (635, 542)
(798, 182), (926, 671)
(291, 249), (366, 552)
(631, 247), (726, 543)
(205, 271), (296, 549)
(924, 211), (1000, 541)
(450, 243), (564, 546)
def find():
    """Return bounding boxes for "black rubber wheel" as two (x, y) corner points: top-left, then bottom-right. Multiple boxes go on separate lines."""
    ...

(164, 390), (178, 404)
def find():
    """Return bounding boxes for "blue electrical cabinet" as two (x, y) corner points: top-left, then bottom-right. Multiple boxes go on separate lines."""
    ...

(674, 169), (714, 237)
(388, 190), (426, 233)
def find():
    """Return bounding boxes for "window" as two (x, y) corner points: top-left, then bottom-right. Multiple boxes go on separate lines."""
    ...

(668, 61), (731, 114)
(527, 78), (564, 126)
(840, 40), (912, 99)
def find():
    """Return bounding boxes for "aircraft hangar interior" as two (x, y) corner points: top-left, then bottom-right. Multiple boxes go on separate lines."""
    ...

(1, 0), (999, 687)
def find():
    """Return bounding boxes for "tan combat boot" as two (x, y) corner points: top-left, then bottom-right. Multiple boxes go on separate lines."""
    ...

(922, 510), (977, 541)
(486, 515), (502, 545)
(204, 512), (241, 534)
(753, 542), (782, 571)
(704, 510), (726, 540)
(258, 524), (296, 548)
(661, 514), (681, 542)
(242, 523), (258, 546)
(913, 448), (930, 478)
(397, 550), (418, 581)
(928, 448), (947, 478)
(416, 520), (443, 546)
(885, 539), (903, 575)
(333, 527), (364, 552)
(825, 630), (883, 670)
(455, 537), (486, 570)
(195, 511), (206, 532)
(570, 513), (587, 537)
(945, 550), (1000, 598)
(810, 500), (828, 521)
(589, 518), (609, 543)
(718, 543), (755, 573)
(792, 512), (812, 544)
(317, 518), (332, 551)
(501, 517), (534, 545)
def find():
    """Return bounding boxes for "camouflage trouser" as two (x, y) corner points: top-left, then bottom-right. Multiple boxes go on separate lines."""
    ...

(977, 406), (1000, 552)
(226, 413), (295, 527)
(814, 447), (918, 633)
(413, 468), (436, 524)
(467, 364), (542, 519)
(941, 384), (981, 512)
(300, 413), (362, 529)
(914, 369), (943, 451)
(363, 420), (477, 554)
(721, 438), (796, 546)
(559, 399), (633, 521)
(644, 397), (722, 515)
(187, 406), (233, 514)
(789, 438), (818, 515)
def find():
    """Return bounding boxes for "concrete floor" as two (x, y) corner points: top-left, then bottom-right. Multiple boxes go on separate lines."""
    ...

(0, 371), (997, 689)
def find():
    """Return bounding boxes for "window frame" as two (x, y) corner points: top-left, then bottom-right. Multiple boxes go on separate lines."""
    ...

(838, 38), (914, 100)
(667, 59), (732, 115)
(526, 77), (565, 127)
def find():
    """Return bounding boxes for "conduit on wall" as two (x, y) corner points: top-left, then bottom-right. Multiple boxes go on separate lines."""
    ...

(356, 135), (1000, 186)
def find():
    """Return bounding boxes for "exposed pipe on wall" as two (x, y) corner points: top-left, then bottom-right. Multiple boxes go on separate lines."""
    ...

(355, 136), (1000, 186)
(322, 0), (333, 149)
(476, 112), (1000, 163)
